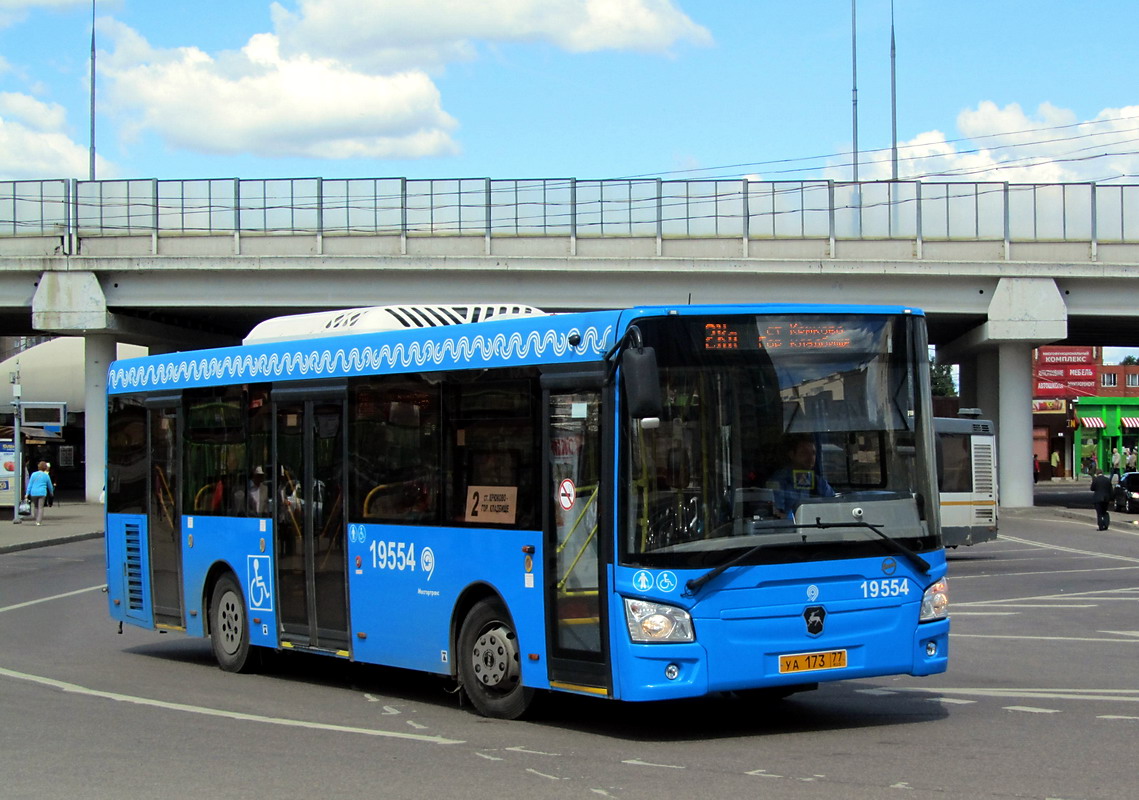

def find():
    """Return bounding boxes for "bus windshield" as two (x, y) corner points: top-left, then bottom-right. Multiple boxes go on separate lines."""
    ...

(623, 312), (939, 568)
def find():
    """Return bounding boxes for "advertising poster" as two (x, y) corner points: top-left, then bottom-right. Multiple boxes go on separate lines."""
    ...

(0, 440), (15, 508)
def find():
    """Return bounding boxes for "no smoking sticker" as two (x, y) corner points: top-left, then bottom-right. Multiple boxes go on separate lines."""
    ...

(558, 478), (576, 510)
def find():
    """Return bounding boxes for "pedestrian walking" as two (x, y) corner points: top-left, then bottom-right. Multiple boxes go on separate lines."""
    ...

(1111, 448), (1122, 480)
(1091, 468), (1113, 531)
(24, 460), (54, 526)
(1127, 448), (1136, 473)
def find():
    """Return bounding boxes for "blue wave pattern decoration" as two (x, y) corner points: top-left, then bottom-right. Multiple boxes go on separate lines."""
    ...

(108, 322), (615, 393)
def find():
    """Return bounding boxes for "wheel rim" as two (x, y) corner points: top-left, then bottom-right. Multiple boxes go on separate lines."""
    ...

(470, 623), (519, 692)
(217, 589), (244, 657)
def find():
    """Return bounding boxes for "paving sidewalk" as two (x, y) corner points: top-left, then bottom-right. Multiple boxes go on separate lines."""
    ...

(0, 502), (105, 554)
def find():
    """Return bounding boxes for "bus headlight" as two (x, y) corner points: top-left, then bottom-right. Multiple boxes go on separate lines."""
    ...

(920, 578), (949, 621)
(624, 598), (694, 643)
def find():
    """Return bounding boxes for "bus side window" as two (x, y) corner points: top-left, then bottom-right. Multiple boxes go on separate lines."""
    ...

(445, 373), (539, 529)
(350, 378), (441, 524)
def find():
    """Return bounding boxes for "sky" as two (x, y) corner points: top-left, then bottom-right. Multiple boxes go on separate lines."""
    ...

(1, 0), (1138, 356)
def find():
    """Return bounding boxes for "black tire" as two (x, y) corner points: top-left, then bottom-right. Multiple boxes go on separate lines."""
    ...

(209, 574), (258, 673)
(457, 599), (534, 719)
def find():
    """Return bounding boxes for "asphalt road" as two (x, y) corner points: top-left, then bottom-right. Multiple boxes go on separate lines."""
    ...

(2, 508), (1137, 800)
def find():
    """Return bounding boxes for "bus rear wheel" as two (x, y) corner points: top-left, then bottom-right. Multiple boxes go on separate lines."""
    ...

(458, 599), (533, 719)
(209, 574), (258, 673)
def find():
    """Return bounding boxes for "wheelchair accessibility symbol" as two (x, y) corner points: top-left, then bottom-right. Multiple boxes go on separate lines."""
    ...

(247, 555), (272, 612)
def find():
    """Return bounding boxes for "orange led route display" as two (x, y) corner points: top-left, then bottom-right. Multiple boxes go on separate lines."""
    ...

(703, 321), (852, 350)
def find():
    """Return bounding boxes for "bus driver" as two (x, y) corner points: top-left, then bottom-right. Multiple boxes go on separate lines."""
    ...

(766, 434), (836, 519)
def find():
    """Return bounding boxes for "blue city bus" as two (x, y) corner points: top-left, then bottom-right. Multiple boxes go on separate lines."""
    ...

(104, 303), (949, 718)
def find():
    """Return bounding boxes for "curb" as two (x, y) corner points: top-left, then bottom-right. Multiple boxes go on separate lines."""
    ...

(0, 530), (104, 555)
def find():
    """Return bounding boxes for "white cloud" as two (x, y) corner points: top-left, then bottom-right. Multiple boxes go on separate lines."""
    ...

(0, 113), (101, 180)
(854, 101), (1139, 184)
(101, 22), (459, 160)
(96, 0), (708, 164)
(270, 0), (713, 72)
(0, 0), (91, 6)
(0, 0), (91, 27)
(0, 91), (67, 131)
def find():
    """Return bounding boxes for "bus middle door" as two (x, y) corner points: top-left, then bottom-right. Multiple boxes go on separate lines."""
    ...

(273, 387), (349, 653)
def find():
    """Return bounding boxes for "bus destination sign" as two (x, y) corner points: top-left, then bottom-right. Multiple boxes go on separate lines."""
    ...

(703, 320), (853, 351)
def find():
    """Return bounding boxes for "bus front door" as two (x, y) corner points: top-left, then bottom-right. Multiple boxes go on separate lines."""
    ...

(148, 401), (183, 629)
(545, 387), (611, 695)
(274, 392), (349, 653)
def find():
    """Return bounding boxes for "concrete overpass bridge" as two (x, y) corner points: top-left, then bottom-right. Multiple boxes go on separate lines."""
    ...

(4, 176), (1139, 504)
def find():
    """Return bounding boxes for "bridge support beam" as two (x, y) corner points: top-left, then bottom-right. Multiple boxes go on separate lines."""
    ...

(939, 278), (1068, 508)
(998, 341), (1035, 507)
(30, 270), (234, 500)
(84, 335), (115, 503)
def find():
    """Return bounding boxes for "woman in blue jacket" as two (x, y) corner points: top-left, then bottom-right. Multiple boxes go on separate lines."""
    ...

(25, 461), (54, 525)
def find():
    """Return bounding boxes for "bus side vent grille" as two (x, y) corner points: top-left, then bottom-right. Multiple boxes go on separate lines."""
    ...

(973, 444), (994, 494)
(124, 522), (145, 612)
(974, 507), (995, 524)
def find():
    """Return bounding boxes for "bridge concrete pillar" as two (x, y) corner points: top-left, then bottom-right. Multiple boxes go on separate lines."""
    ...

(975, 350), (1000, 423)
(955, 352), (999, 421)
(84, 335), (115, 503)
(997, 341), (1035, 508)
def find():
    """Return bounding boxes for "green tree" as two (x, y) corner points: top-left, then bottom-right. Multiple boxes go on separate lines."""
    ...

(930, 362), (957, 397)
(1121, 355), (1138, 366)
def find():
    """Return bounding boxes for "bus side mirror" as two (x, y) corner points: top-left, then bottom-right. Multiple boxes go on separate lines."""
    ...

(622, 346), (663, 420)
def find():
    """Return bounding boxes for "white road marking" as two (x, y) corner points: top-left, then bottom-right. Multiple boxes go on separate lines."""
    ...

(1098, 715), (1139, 721)
(958, 586), (1139, 607)
(0, 584), (103, 614)
(507, 746), (559, 756)
(950, 566), (1139, 580)
(0, 666), (464, 745)
(476, 752), (504, 761)
(952, 633), (1139, 643)
(927, 697), (976, 705)
(957, 605), (1094, 610)
(1004, 706), (1061, 714)
(525, 768), (560, 780)
(901, 687), (1139, 703)
(999, 535), (1139, 564)
(623, 759), (685, 769)
(745, 769), (782, 778)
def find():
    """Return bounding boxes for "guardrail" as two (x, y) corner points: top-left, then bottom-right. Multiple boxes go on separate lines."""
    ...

(3, 177), (1139, 247)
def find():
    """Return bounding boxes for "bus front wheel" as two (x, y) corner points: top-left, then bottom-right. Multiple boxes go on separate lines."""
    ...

(209, 574), (258, 673)
(458, 599), (534, 719)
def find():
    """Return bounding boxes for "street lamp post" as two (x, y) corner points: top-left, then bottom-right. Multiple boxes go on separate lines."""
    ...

(851, 0), (856, 184)
(89, 0), (96, 181)
(11, 367), (22, 525)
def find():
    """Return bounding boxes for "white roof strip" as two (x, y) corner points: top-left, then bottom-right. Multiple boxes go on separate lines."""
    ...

(242, 304), (546, 345)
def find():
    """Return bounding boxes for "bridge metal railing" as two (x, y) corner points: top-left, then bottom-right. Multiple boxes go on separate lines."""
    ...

(3, 176), (1139, 249)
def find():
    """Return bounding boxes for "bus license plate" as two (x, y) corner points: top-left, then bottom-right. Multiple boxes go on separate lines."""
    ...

(778, 649), (848, 674)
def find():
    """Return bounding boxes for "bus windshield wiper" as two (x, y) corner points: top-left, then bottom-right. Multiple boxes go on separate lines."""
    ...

(684, 518), (931, 596)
